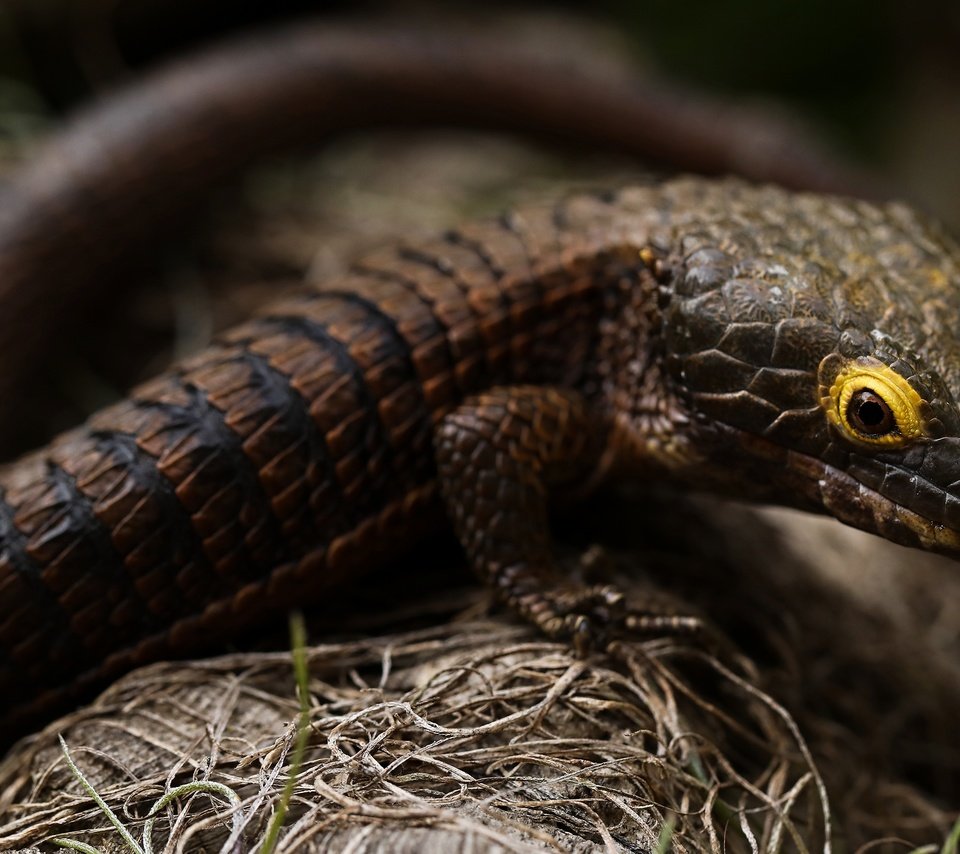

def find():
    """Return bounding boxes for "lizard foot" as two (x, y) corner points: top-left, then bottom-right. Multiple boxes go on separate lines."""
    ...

(522, 581), (702, 656)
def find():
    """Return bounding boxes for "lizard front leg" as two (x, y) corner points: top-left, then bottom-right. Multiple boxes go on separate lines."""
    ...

(435, 385), (699, 651)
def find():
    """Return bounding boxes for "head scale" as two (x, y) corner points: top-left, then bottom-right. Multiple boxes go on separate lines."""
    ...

(656, 179), (960, 556)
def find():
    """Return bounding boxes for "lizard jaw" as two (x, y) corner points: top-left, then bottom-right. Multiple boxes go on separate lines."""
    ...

(783, 448), (960, 555)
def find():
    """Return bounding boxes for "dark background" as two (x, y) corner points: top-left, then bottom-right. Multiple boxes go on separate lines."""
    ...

(1, 0), (959, 223)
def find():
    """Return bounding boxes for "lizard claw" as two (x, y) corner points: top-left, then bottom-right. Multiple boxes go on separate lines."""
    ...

(528, 582), (702, 654)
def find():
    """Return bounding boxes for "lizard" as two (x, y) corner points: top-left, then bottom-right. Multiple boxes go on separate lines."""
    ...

(0, 19), (877, 455)
(1, 21), (954, 739)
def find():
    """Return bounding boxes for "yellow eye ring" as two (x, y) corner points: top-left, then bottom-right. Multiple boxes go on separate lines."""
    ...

(821, 357), (926, 448)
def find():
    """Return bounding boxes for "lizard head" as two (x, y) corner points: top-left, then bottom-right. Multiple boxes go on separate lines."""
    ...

(657, 179), (960, 557)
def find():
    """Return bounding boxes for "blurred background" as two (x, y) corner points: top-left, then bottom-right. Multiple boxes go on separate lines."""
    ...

(1, 0), (959, 224)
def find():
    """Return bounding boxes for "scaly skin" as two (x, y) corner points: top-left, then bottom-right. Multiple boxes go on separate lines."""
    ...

(0, 20), (876, 454)
(1, 177), (959, 740)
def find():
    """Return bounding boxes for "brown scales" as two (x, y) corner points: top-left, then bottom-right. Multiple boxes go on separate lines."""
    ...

(4, 176), (960, 740)
(0, 190), (631, 735)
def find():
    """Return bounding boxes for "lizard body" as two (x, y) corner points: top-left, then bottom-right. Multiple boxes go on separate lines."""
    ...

(0, 20), (874, 454)
(2, 176), (960, 738)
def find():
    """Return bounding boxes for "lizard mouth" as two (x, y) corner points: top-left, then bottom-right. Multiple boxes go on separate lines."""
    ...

(735, 431), (960, 557)
(782, 449), (960, 555)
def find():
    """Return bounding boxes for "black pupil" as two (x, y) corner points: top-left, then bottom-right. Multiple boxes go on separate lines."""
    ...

(857, 400), (885, 427)
(848, 389), (894, 435)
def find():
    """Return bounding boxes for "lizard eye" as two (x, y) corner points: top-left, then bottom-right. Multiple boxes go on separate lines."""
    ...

(847, 388), (894, 436)
(821, 358), (925, 448)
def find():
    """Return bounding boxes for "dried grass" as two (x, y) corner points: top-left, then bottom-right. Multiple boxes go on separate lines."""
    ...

(0, 624), (831, 852)
(0, 497), (956, 853)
